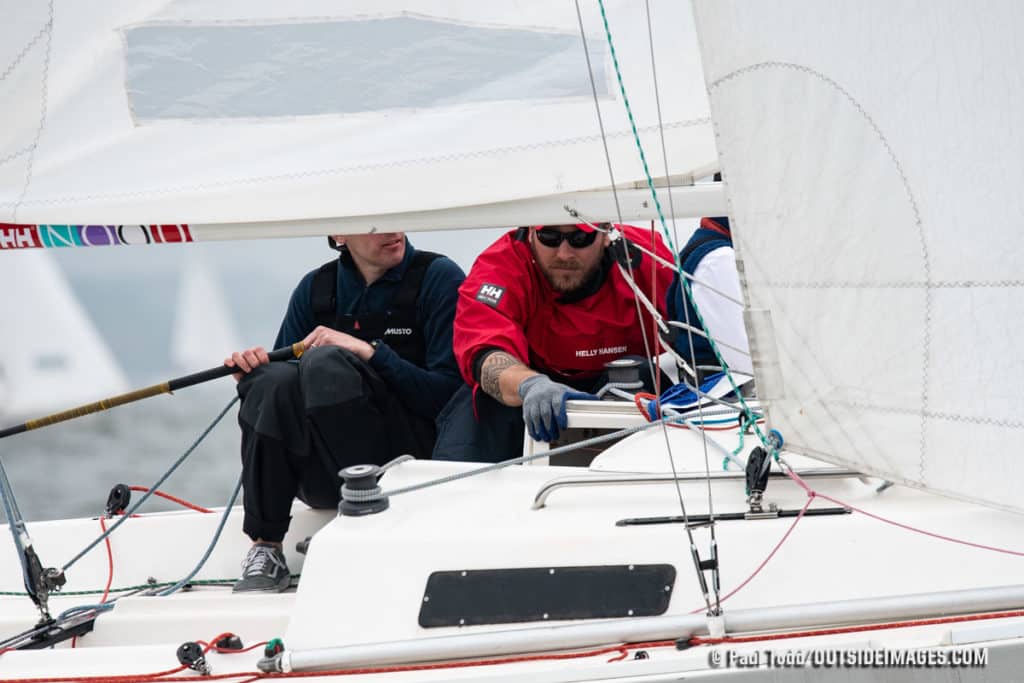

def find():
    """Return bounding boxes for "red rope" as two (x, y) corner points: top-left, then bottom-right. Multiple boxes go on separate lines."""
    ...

(0, 638), (678, 683)
(99, 517), (115, 603)
(691, 495), (813, 613)
(633, 392), (763, 431)
(810, 486), (1024, 557)
(691, 609), (1024, 646)
(128, 486), (213, 514)
(72, 518), (117, 649)
(650, 220), (661, 398)
(197, 636), (268, 656)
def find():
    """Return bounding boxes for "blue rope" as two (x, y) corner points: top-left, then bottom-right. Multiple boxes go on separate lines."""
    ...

(158, 473), (243, 596)
(62, 396), (239, 572)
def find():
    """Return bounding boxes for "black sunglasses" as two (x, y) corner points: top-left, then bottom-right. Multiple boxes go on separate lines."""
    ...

(534, 227), (599, 249)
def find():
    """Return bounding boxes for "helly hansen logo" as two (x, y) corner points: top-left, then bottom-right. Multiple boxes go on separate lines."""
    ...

(476, 283), (505, 307)
(384, 328), (413, 336)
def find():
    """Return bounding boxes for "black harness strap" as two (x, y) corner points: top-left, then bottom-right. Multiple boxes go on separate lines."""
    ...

(311, 251), (441, 330)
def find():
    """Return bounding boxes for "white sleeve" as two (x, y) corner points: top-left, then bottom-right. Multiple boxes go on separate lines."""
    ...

(690, 246), (752, 375)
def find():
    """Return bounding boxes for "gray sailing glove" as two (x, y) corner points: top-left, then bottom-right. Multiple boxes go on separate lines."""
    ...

(517, 374), (598, 442)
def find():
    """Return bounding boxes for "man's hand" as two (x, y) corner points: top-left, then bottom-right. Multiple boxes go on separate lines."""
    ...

(302, 325), (376, 362)
(517, 374), (598, 442)
(225, 346), (270, 381)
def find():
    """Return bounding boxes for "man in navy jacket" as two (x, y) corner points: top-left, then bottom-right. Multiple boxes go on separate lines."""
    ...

(225, 232), (464, 592)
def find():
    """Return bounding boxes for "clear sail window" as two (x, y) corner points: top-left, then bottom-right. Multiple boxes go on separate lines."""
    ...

(124, 17), (609, 121)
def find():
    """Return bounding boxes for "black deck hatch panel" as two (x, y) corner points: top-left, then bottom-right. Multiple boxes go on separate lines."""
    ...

(418, 564), (676, 627)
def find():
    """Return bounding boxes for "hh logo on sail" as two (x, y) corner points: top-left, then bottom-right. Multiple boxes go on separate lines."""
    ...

(0, 224), (194, 250)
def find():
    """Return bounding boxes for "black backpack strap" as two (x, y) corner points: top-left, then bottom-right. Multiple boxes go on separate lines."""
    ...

(610, 234), (644, 269)
(310, 259), (339, 328)
(391, 251), (442, 310)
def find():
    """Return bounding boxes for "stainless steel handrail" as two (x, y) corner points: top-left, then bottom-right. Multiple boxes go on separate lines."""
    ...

(531, 468), (862, 509)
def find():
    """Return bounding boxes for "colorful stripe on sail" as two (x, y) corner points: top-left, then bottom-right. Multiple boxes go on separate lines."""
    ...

(0, 224), (193, 250)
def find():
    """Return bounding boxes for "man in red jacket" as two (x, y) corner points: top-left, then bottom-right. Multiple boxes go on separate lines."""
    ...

(433, 222), (675, 462)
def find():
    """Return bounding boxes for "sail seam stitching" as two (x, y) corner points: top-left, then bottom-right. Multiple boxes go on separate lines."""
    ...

(11, 1), (54, 224)
(0, 20), (48, 83)
(0, 145), (34, 168)
(0, 118), (709, 210)
(707, 60), (933, 483)
(835, 401), (1024, 430)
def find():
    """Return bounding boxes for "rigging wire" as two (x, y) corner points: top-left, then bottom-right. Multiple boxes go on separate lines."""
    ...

(0, 453), (33, 601)
(569, 2), (662, 404)
(373, 412), (709, 500)
(642, 0), (721, 605)
(61, 396), (239, 573)
(665, 320), (751, 357)
(571, 214), (745, 307)
(576, 0), (714, 614)
(588, 0), (788, 616)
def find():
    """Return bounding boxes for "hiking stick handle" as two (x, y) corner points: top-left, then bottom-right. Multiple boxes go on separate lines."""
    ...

(0, 342), (306, 440)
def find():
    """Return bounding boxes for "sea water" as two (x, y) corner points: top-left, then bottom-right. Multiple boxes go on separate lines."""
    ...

(3, 387), (243, 521)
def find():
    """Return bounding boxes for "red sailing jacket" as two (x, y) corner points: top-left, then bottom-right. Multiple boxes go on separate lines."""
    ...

(453, 225), (675, 389)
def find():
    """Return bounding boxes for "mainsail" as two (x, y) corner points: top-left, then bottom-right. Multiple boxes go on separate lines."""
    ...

(692, 0), (1024, 511)
(1, 1), (718, 236)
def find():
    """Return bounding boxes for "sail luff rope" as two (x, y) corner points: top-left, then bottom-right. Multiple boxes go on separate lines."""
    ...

(575, 0), (715, 614)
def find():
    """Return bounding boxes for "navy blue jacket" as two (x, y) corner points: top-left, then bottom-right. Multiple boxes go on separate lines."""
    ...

(667, 217), (732, 371)
(274, 240), (465, 420)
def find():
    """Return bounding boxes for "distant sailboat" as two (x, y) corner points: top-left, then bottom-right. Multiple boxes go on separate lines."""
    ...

(171, 256), (243, 372)
(1, 251), (127, 419)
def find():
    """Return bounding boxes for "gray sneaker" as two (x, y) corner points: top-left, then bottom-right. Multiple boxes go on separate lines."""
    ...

(233, 543), (291, 593)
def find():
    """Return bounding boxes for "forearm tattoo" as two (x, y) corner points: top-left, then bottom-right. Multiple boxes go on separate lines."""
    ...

(480, 351), (522, 404)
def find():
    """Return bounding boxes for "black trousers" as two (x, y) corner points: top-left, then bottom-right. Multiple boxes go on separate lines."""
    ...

(237, 347), (432, 542)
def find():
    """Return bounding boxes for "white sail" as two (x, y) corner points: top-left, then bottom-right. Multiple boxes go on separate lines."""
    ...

(692, 0), (1024, 511)
(171, 256), (243, 372)
(0, 250), (128, 418)
(0, 1), (715, 229)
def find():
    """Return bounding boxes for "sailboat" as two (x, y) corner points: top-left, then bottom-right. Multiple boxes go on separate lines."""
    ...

(0, 250), (127, 419)
(1, 0), (1023, 680)
(171, 256), (244, 374)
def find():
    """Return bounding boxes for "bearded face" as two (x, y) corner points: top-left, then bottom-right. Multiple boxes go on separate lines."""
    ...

(530, 226), (608, 294)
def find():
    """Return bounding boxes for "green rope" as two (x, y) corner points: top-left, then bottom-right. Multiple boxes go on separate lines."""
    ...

(727, 425), (746, 471)
(0, 575), (300, 597)
(595, 0), (777, 457)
